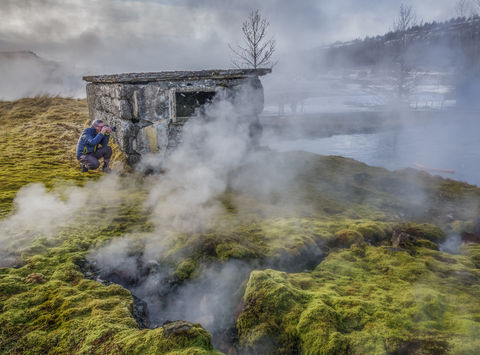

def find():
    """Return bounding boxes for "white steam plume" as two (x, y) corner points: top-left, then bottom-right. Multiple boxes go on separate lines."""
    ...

(0, 175), (121, 267)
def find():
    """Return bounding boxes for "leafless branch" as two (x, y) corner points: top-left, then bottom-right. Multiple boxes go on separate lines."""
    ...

(229, 9), (276, 69)
(473, 0), (480, 15)
(457, 0), (470, 17)
(393, 4), (417, 33)
(455, 0), (480, 17)
(392, 4), (418, 102)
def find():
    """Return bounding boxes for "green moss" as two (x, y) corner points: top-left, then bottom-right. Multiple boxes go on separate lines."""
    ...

(0, 97), (126, 217)
(237, 270), (310, 353)
(0, 274), (29, 296)
(174, 258), (197, 281)
(415, 238), (439, 250)
(330, 229), (364, 248)
(237, 246), (480, 354)
(0, 264), (219, 354)
(351, 221), (392, 244)
(215, 242), (259, 260)
(461, 244), (480, 269)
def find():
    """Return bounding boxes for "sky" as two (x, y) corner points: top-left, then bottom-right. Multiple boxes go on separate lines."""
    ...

(0, 0), (460, 74)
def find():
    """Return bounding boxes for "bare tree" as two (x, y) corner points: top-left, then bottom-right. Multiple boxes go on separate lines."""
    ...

(229, 10), (276, 69)
(392, 4), (418, 103)
(393, 4), (417, 33)
(455, 0), (480, 17)
(456, 0), (470, 17)
(473, 0), (480, 15)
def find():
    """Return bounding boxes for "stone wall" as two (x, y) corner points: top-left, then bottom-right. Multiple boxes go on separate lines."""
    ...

(84, 69), (269, 166)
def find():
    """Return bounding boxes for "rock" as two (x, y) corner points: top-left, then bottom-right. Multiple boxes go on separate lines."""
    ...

(393, 222), (446, 244)
(391, 230), (416, 249)
(162, 320), (195, 338)
(390, 223), (445, 252)
(25, 273), (46, 284)
(461, 231), (480, 244)
(132, 294), (150, 329)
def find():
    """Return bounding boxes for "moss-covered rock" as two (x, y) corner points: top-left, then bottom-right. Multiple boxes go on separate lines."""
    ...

(394, 222), (447, 244)
(237, 270), (310, 353)
(329, 229), (364, 248)
(175, 258), (197, 281)
(0, 258), (220, 354)
(349, 221), (392, 245)
(237, 245), (480, 354)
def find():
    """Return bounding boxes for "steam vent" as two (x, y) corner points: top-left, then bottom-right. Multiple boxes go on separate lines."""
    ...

(83, 68), (271, 166)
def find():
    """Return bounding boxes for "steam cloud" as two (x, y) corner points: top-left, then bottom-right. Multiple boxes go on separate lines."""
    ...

(143, 88), (257, 234)
(0, 51), (84, 100)
(86, 83), (312, 345)
(0, 175), (121, 267)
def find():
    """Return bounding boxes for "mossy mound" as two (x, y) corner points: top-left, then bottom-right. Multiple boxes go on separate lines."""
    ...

(330, 229), (364, 248)
(461, 244), (480, 269)
(0, 274), (217, 354)
(158, 218), (398, 275)
(237, 245), (480, 354)
(0, 203), (219, 354)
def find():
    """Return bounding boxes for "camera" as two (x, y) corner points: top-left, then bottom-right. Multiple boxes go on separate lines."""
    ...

(106, 125), (116, 132)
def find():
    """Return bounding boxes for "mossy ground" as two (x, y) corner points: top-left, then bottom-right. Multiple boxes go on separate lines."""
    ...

(1, 97), (480, 354)
(237, 244), (480, 354)
(0, 97), (218, 354)
(0, 97), (125, 217)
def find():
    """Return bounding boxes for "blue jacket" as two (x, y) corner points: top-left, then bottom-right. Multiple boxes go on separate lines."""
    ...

(76, 126), (110, 159)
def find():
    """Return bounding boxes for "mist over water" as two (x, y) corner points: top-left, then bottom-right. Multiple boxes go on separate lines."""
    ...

(265, 111), (480, 186)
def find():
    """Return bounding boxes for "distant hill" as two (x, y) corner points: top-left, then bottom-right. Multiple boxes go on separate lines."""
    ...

(317, 16), (480, 71)
(0, 50), (52, 62)
(0, 50), (83, 100)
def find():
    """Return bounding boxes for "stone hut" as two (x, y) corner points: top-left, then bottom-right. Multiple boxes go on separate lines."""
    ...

(83, 69), (271, 166)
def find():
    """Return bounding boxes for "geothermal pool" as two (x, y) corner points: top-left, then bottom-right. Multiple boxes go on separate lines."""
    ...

(265, 112), (480, 187)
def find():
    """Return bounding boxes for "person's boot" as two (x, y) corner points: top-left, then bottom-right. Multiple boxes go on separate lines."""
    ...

(81, 164), (88, 173)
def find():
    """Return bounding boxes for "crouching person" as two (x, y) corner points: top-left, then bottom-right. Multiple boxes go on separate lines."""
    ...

(76, 119), (112, 173)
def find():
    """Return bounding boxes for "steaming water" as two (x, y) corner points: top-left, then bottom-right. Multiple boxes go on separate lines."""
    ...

(266, 111), (480, 186)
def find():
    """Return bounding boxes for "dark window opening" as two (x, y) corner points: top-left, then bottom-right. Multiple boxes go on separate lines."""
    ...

(175, 91), (216, 120)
